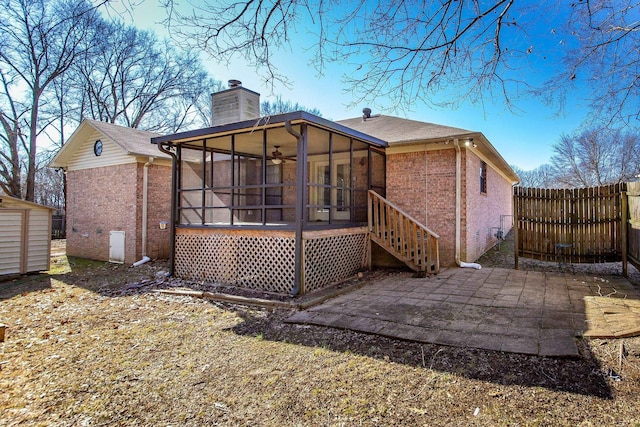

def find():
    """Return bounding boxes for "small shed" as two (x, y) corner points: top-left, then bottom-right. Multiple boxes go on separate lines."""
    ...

(0, 194), (54, 277)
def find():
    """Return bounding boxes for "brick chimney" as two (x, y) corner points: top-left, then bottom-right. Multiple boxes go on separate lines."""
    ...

(211, 80), (261, 126)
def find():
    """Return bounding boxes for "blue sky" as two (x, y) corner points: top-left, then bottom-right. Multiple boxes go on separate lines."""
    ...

(115, 1), (593, 171)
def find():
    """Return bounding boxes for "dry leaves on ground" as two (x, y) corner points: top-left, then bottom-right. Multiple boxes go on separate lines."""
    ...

(1, 249), (640, 426)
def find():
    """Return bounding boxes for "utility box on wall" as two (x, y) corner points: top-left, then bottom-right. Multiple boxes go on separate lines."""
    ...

(109, 231), (125, 264)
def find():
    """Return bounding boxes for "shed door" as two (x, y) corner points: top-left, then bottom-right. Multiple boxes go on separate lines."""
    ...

(0, 211), (26, 275)
(109, 231), (125, 264)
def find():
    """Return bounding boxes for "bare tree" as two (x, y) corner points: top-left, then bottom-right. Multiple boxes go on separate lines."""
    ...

(160, 0), (639, 127)
(0, 0), (103, 200)
(0, 70), (27, 197)
(34, 152), (64, 210)
(512, 164), (557, 188)
(261, 95), (322, 116)
(71, 20), (219, 133)
(550, 127), (640, 188)
(540, 0), (640, 126)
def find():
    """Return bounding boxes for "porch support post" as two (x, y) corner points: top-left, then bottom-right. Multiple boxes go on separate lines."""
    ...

(201, 140), (207, 226)
(261, 129), (267, 225)
(289, 122), (306, 296)
(230, 135), (235, 225)
(349, 138), (354, 222)
(157, 142), (178, 276)
(514, 187), (519, 270)
(328, 132), (333, 223)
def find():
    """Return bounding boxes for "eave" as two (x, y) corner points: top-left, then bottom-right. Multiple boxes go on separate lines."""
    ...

(151, 111), (388, 148)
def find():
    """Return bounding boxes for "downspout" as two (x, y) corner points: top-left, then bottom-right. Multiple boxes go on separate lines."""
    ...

(285, 120), (304, 296)
(143, 158), (152, 254)
(454, 139), (462, 266)
(453, 139), (481, 270)
(133, 157), (154, 267)
(158, 142), (178, 276)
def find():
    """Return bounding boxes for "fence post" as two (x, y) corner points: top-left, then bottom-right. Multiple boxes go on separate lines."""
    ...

(622, 189), (628, 277)
(513, 187), (519, 270)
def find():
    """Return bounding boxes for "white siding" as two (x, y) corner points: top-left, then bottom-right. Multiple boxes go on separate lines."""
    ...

(26, 209), (51, 272)
(66, 129), (135, 171)
(0, 211), (24, 275)
(0, 196), (52, 275)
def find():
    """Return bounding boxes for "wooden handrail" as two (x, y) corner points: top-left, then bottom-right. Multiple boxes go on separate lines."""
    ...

(368, 190), (439, 274)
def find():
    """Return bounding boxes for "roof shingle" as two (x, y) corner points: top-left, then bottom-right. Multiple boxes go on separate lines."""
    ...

(337, 115), (475, 144)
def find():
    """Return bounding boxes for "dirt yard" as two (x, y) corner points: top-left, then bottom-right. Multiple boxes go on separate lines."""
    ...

(1, 239), (639, 426)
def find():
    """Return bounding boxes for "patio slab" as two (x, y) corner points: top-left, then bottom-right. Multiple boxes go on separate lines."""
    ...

(286, 267), (640, 357)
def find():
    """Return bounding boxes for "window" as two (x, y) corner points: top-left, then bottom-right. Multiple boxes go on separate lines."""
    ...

(310, 157), (352, 222)
(480, 161), (487, 194)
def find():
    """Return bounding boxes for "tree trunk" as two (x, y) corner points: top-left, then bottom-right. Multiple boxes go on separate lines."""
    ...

(25, 90), (40, 202)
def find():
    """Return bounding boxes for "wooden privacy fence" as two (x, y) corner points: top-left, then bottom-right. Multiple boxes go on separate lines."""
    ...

(51, 214), (66, 239)
(627, 182), (640, 272)
(514, 183), (626, 267)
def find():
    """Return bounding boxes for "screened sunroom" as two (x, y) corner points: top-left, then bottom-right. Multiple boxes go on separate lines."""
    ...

(152, 111), (386, 295)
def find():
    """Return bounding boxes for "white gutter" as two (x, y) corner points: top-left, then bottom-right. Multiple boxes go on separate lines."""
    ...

(134, 156), (154, 267)
(454, 139), (462, 266)
(453, 139), (481, 270)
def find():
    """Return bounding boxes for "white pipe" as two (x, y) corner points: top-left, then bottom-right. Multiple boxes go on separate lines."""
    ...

(453, 139), (462, 266)
(424, 143), (429, 225)
(132, 256), (151, 267)
(141, 157), (154, 257)
(453, 139), (482, 269)
(460, 261), (482, 270)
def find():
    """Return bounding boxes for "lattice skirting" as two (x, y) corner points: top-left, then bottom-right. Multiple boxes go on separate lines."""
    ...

(174, 228), (369, 295)
(302, 231), (368, 293)
(175, 232), (296, 294)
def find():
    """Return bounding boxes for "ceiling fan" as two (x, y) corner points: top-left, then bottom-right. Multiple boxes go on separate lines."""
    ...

(271, 146), (284, 164)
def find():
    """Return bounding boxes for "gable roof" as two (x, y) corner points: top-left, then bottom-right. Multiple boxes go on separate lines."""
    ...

(338, 114), (519, 184)
(50, 119), (168, 168)
(337, 115), (475, 144)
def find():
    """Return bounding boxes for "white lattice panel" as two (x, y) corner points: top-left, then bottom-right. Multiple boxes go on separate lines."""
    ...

(303, 232), (368, 293)
(175, 232), (295, 294)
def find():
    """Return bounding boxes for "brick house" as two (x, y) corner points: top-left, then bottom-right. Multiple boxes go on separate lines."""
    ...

(338, 114), (518, 267)
(50, 119), (172, 265)
(152, 82), (518, 296)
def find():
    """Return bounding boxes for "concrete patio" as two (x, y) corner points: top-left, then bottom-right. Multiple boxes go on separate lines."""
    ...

(286, 267), (640, 357)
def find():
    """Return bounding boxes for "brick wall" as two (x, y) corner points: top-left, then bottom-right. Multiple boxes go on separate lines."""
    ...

(385, 149), (458, 266)
(384, 147), (513, 267)
(427, 149), (458, 266)
(135, 163), (172, 260)
(67, 162), (172, 264)
(67, 164), (139, 263)
(386, 151), (428, 223)
(464, 151), (514, 262)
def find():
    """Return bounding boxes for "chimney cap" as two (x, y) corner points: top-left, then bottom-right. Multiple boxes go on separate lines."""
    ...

(228, 79), (242, 88)
(362, 107), (372, 119)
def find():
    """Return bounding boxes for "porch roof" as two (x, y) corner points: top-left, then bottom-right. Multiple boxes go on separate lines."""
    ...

(151, 111), (388, 148)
